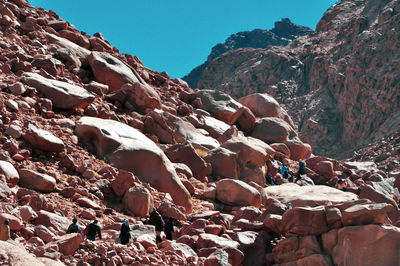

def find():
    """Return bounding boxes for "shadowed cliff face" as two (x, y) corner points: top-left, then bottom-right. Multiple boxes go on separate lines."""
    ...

(198, 0), (400, 159)
(182, 18), (313, 89)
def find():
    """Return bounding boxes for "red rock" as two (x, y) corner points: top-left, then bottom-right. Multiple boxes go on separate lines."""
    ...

(165, 143), (208, 182)
(235, 106), (256, 134)
(21, 72), (94, 109)
(122, 184), (154, 217)
(48, 20), (68, 31)
(341, 203), (394, 226)
(8, 82), (25, 95)
(263, 214), (282, 234)
(315, 160), (335, 179)
(0, 241), (50, 265)
(18, 168), (56, 193)
(281, 206), (329, 236)
(5, 99), (18, 112)
(252, 117), (294, 143)
(111, 169), (135, 197)
(35, 210), (70, 233)
(23, 124), (65, 152)
(76, 197), (101, 210)
(204, 224), (224, 235)
(34, 225), (57, 243)
(46, 233), (83, 256)
(0, 160), (19, 186)
(0, 213), (22, 230)
(216, 179), (261, 208)
(204, 249), (229, 266)
(283, 138), (312, 161)
(76, 116), (192, 213)
(19, 205), (37, 222)
(5, 124), (22, 139)
(162, 242), (197, 258)
(197, 233), (240, 250)
(157, 200), (186, 222)
(195, 90), (244, 125)
(87, 51), (145, 92)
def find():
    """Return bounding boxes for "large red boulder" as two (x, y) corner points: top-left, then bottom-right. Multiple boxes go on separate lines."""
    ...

(46, 233), (83, 256)
(87, 51), (145, 92)
(122, 184), (154, 217)
(0, 213), (22, 231)
(165, 143), (209, 182)
(0, 241), (50, 266)
(216, 179), (261, 208)
(0, 160), (19, 186)
(23, 124), (65, 152)
(197, 233), (240, 250)
(35, 210), (70, 233)
(75, 116), (192, 213)
(283, 138), (312, 161)
(341, 203), (394, 226)
(251, 117), (293, 143)
(111, 170), (136, 197)
(21, 72), (94, 109)
(18, 169), (56, 193)
(281, 206), (329, 236)
(195, 90), (244, 125)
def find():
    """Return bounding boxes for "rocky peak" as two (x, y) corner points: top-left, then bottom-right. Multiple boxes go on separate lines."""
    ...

(182, 18), (313, 88)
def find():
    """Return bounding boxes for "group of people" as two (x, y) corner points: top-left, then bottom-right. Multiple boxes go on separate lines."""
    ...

(66, 208), (174, 245)
(266, 161), (306, 185)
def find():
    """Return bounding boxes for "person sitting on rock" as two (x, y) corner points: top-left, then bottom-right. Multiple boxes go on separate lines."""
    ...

(119, 219), (131, 245)
(86, 220), (102, 241)
(0, 220), (10, 241)
(336, 178), (348, 191)
(279, 164), (289, 179)
(66, 218), (82, 234)
(164, 217), (174, 241)
(265, 171), (275, 186)
(148, 208), (164, 243)
(296, 161), (306, 181)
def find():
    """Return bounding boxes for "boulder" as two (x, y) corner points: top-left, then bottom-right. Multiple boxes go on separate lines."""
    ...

(262, 183), (357, 207)
(0, 181), (11, 199)
(46, 233), (83, 256)
(331, 225), (400, 266)
(162, 242), (197, 258)
(197, 233), (240, 249)
(23, 124), (65, 152)
(75, 116), (192, 213)
(34, 225), (57, 243)
(106, 82), (161, 112)
(235, 106), (256, 134)
(252, 117), (294, 143)
(130, 224), (156, 244)
(196, 90), (244, 125)
(204, 249), (229, 266)
(263, 214), (282, 234)
(165, 143), (209, 182)
(19, 205), (38, 222)
(45, 32), (90, 63)
(18, 169), (56, 193)
(341, 203), (394, 226)
(111, 170), (135, 197)
(21, 72), (94, 109)
(283, 138), (312, 161)
(87, 51), (145, 92)
(122, 184), (154, 217)
(35, 210), (70, 232)
(201, 115), (231, 139)
(0, 241), (51, 266)
(0, 160), (19, 186)
(281, 206), (329, 236)
(205, 147), (240, 180)
(238, 93), (294, 126)
(75, 197), (101, 210)
(0, 213), (22, 231)
(315, 161), (335, 179)
(216, 179), (261, 208)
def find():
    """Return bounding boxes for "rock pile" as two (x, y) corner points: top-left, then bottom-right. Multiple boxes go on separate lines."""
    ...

(0, 0), (398, 265)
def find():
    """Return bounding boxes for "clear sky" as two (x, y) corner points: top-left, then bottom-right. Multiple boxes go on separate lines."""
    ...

(28, 0), (337, 78)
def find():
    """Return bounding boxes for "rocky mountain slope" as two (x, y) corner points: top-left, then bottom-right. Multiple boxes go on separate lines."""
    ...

(182, 18), (313, 89)
(198, 0), (400, 159)
(0, 0), (399, 265)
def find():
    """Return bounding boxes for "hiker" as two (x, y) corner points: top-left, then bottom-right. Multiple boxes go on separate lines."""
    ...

(85, 220), (102, 241)
(119, 219), (131, 245)
(287, 203), (292, 210)
(164, 217), (174, 241)
(265, 171), (275, 185)
(279, 164), (289, 179)
(296, 161), (306, 181)
(0, 220), (10, 241)
(148, 208), (164, 243)
(336, 178), (347, 191)
(66, 218), (82, 234)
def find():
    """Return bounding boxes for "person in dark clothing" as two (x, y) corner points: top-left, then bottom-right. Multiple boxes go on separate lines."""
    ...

(86, 220), (101, 241)
(296, 161), (306, 181)
(164, 217), (174, 241)
(66, 218), (82, 234)
(265, 172), (275, 185)
(148, 208), (164, 243)
(119, 219), (131, 245)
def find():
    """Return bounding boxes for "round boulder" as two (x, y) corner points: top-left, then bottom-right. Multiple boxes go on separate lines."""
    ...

(216, 179), (261, 208)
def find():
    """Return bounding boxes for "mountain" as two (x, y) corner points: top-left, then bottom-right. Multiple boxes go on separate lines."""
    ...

(198, 0), (400, 159)
(182, 18), (313, 89)
(0, 0), (398, 265)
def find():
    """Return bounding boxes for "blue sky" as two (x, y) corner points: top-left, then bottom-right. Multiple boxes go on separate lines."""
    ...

(29, 0), (337, 78)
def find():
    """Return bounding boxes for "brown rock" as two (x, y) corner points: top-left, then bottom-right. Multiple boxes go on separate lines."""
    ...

(122, 184), (154, 217)
(284, 138), (312, 161)
(0, 241), (51, 266)
(216, 179), (261, 208)
(252, 117), (293, 143)
(0, 160), (19, 186)
(111, 170), (135, 197)
(0, 213), (22, 231)
(35, 210), (70, 232)
(46, 233), (83, 256)
(281, 206), (329, 236)
(18, 169), (56, 193)
(197, 233), (240, 250)
(75, 197), (101, 210)
(19, 205), (38, 222)
(23, 124), (65, 152)
(21, 72), (94, 109)
(341, 203), (394, 226)
(34, 225), (57, 243)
